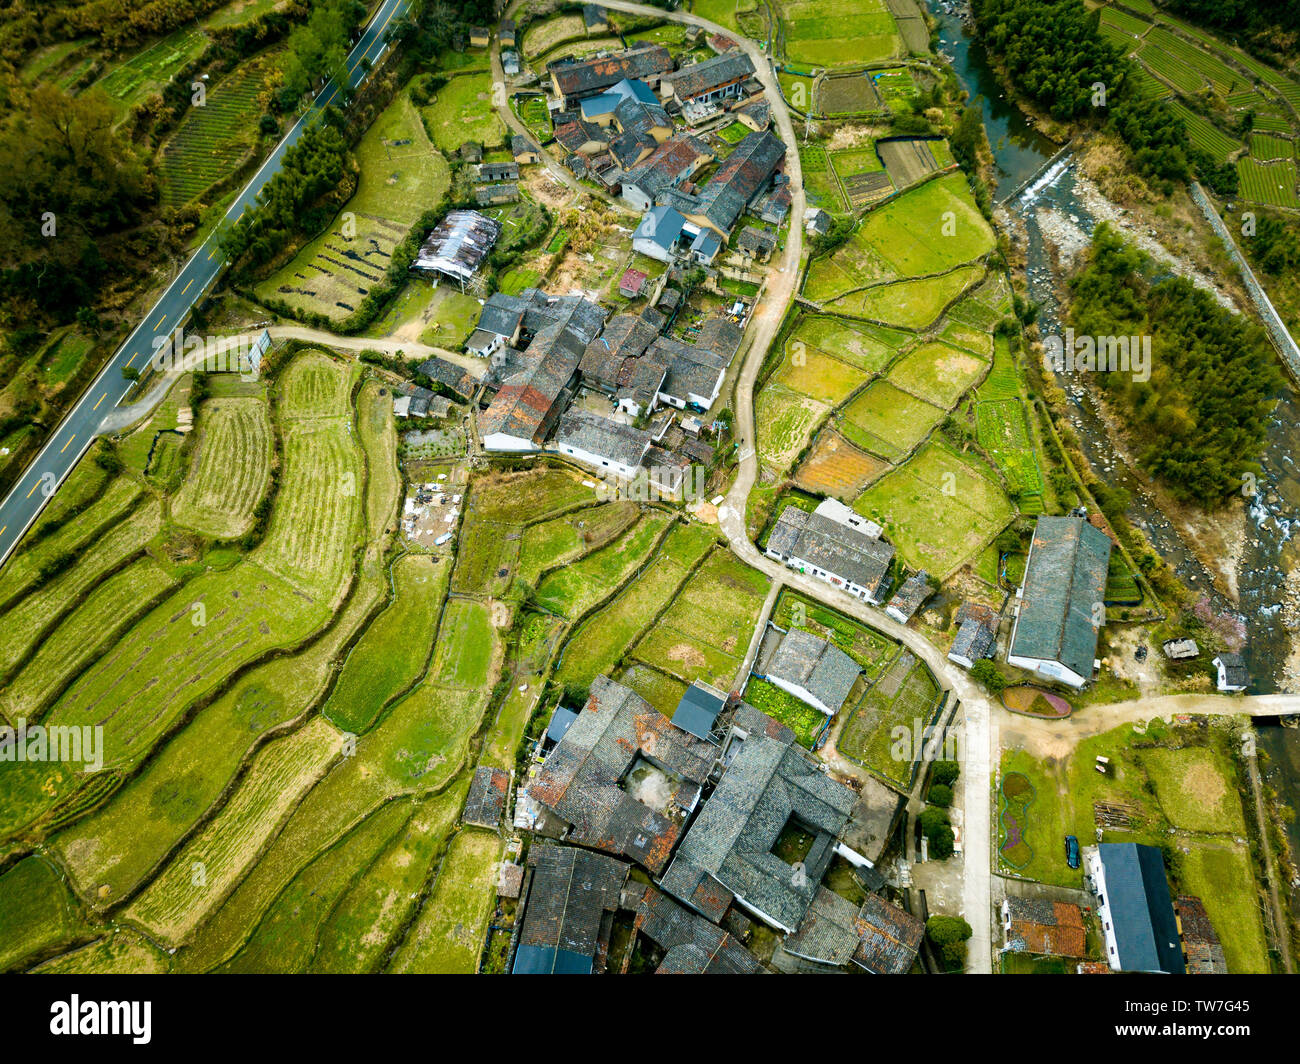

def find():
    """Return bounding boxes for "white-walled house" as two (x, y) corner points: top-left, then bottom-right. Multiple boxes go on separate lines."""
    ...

(1006, 515), (1111, 688)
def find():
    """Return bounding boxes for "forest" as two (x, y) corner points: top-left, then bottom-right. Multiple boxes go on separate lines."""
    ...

(1067, 225), (1281, 506)
(970, 0), (1228, 192)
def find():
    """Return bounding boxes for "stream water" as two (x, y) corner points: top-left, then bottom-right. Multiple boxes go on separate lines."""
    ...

(929, 0), (1298, 695)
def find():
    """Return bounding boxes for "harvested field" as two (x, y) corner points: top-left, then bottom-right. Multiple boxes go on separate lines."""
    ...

(171, 398), (273, 539)
(795, 430), (889, 498)
(878, 137), (941, 187)
(820, 73), (884, 115)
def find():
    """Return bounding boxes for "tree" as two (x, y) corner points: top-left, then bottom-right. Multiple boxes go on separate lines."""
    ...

(970, 659), (1007, 694)
(927, 915), (973, 971)
(928, 783), (953, 808)
(932, 760), (960, 787)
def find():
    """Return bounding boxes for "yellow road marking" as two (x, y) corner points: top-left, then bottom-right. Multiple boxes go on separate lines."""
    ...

(126, 353), (136, 367)
(60, 435), (75, 454)
(94, 393), (107, 410)
(0, 527), (6, 538)
(154, 315), (167, 329)
(183, 278), (194, 294)
(27, 481), (39, 498)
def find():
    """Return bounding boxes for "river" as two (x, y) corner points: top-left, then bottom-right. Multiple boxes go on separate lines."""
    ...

(929, 0), (1298, 695)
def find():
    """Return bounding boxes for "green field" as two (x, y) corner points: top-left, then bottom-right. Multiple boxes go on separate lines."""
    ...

(171, 398), (272, 539)
(887, 340), (987, 406)
(838, 649), (941, 787)
(422, 71), (506, 153)
(632, 548), (769, 689)
(1238, 156), (1300, 208)
(95, 26), (208, 114)
(160, 52), (279, 209)
(324, 555), (450, 733)
(853, 440), (1012, 576)
(257, 93), (449, 322)
(744, 677), (828, 748)
(839, 380), (945, 460)
(780, 0), (903, 67)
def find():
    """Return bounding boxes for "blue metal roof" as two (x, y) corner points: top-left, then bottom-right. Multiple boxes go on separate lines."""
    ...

(672, 682), (726, 740)
(634, 204), (685, 250)
(1099, 843), (1185, 974)
(547, 705), (579, 744)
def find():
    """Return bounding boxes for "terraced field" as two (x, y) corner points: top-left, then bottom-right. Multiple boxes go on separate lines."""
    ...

(160, 53), (279, 209)
(172, 398), (273, 539)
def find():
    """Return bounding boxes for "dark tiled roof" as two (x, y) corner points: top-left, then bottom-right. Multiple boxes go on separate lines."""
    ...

(554, 118), (607, 153)
(693, 129), (784, 231)
(1009, 516), (1111, 680)
(513, 844), (629, 974)
(886, 570), (931, 620)
(528, 676), (717, 873)
(853, 893), (925, 974)
(734, 95), (771, 128)
(477, 161), (519, 182)
(1215, 652), (1250, 687)
(664, 51), (755, 101)
(1004, 896), (1087, 957)
(624, 136), (712, 200)
(479, 294), (607, 442)
(1175, 896), (1227, 974)
(951, 617), (996, 662)
(1097, 843), (1185, 974)
(731, 703), (796, 745)
(765, 627), (860, 715)
(783, 886), (863, 966)
(766, 505), (894, 597)
(581, 314), (657, 387)
(737, 225), (776, 257)
(463, 766), (510, 828)
(661, 735), (857, 932)
(631, 884), (766, 974)
(511, 133), (534, 156)
(415, 356), (478, 401)
(555, 408), (653, 469)
(552, 45), (672, 99)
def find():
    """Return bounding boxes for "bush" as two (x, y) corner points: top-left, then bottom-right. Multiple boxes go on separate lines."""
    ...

(932, 759), (960, 787)
(926, 913), (972, 972)
(928, 783), (953, 808)
(971, 659), (1007, 694)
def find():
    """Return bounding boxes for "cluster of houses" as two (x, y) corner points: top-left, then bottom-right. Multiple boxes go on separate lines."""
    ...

(465, 283), (737, 491)
(506, 674), (922, 973)
(533, 40), (788, 262)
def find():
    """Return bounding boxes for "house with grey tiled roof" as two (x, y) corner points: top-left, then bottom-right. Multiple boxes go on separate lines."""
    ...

(1006, 515), (1111, 688)
(760, 627), (860, 716)
(621, 135), (714, 212)
(764, 502), (894, 603)
(853, 892), (925, 973)
(660, 733), (858, 933)
(630, 883), (766, 974)
(657, 129), (785, 236)
(782, 886), (922, 973)
(512, 845), (629, 974)
(885, 569), (931, 623)
(949, 613), (997, 669)
(554, 408), (654, 479)
(661, 50), (755, 106)
(476, 161), (519, 183)
(550, 45), (673, 107)
(1213, 652), (1249, 692)
(580, 313), (658, 391)
(463, 766), (510, 829)
(478, 293), (607, 451)
(527, 676), (717, 874)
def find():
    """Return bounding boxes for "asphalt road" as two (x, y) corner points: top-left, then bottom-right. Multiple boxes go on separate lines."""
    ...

(0, 0), (410, 570)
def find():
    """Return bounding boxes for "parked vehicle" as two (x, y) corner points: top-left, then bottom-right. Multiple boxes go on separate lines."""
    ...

(1065, 834), (1080, 869)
